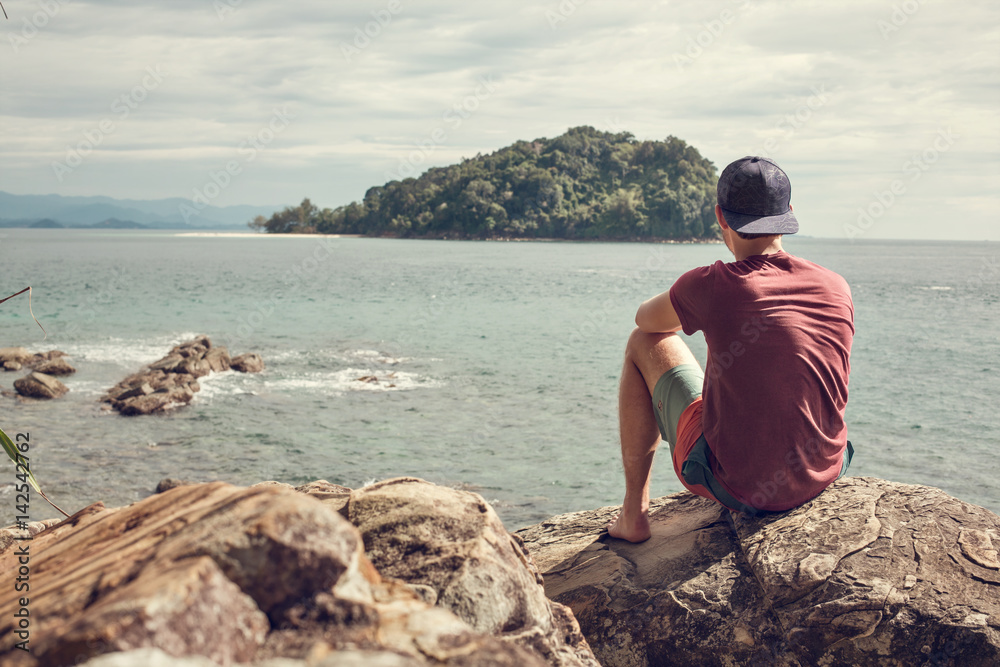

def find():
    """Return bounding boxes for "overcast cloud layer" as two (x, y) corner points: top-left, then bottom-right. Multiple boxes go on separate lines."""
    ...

(1, 0), (997, 240)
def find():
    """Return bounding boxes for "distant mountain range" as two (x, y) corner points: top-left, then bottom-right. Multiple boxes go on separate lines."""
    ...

(0, 191), (286, 230)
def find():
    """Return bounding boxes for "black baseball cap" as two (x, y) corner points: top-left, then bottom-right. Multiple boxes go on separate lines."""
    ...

(717, 156), (798, 234)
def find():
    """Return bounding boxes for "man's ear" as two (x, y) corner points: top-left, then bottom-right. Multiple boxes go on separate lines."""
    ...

(715, 204), (730, 230)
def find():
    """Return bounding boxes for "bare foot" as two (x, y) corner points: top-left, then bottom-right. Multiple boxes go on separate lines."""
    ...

(606, 509), (651, 543)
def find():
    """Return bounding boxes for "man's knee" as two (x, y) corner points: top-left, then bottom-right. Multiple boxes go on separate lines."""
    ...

(626, 327), (699, 384)
(626, 327), (677, 359)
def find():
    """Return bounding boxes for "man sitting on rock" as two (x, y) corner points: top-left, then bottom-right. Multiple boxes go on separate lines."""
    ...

(608, 156), (855, 542)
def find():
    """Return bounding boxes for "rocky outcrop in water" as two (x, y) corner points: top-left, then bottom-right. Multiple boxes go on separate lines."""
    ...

(516, 476), (1000, 667)
(230, 352), (265, 373)
(33, 356), (76, 376)
(102, 336), (262, 416)
(0, 478), (598, 667)
(2, 348), (74, 398)
(0, 348), (71, 372)
(13, 371), (69, 399)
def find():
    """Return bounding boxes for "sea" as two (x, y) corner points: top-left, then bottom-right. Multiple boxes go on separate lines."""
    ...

(1, 229), (998, 529)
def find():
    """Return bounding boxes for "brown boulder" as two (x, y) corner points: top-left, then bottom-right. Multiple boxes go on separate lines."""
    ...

(13, 371), (68, 399)
(0, 481), (574, 667)
(204, 346), (231, 372)
(148, 354), (184, 372)
(33, 357), (76, 376)
(516, 477), (1000, 667)
(118, 386), (195, 416)
(348, 478), (600, 667)
(3, 361), (21, 371)
(103, 337), (258, 415)
(0, 347), (33, 365)
(231, 352), (265, 373)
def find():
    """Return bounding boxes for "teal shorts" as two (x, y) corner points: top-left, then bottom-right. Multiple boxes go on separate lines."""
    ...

(651, 363), (704, 454)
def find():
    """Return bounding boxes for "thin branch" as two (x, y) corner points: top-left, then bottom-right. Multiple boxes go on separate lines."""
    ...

(1, 287), (47, 339)
(1, 3), (7, 21)
(0, 287), (28, 306)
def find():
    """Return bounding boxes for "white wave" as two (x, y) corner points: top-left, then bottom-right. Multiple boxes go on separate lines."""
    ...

(33, 332), (207, 369)
(194, 369), (256, 401)
(262, 368), (440, 395)
(61, 379), (108, 397)
(343, 349), (412, 365)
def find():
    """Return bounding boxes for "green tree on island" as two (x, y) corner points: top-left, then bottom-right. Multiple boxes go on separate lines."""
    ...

(250, 126), (720, 241)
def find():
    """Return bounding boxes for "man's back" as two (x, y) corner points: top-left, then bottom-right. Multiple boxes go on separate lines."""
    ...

(670, 251), (854, 511)
(607, 156), (854, 543)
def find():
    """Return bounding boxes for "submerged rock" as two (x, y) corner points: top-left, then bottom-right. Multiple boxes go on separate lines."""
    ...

(516, 476), (1000, 667)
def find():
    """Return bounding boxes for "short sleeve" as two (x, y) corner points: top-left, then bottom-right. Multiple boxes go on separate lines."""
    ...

(669, 263), (717, 336)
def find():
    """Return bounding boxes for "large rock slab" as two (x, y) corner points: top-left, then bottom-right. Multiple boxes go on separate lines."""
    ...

(347, 478), (600, 667)
(517, 476), (1000, 667)
(0, 480), (589, 666)
(13, 371), (69, 399)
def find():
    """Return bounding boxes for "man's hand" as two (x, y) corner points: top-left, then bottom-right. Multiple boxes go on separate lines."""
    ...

(635, 289), (682, 333)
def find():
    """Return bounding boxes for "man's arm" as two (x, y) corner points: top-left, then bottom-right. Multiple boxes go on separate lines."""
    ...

(635, 288), (683, 333)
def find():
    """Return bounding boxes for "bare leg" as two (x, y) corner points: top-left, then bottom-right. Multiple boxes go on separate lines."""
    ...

(607, 328), (700, 542)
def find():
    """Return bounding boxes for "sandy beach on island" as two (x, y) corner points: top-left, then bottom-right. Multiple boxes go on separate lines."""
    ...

(174, 232), (360, 238)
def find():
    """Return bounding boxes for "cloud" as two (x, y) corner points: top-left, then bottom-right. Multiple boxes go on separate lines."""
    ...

(0, 0), (996, 239)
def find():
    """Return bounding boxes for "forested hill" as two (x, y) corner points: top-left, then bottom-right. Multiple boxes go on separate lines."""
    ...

(253, 126), (721, 241)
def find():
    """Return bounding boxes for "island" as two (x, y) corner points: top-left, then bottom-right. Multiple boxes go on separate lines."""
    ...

(250, 126), (721, 242)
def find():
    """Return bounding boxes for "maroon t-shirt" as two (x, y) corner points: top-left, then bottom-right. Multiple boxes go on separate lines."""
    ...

(669, 250), (854, 511)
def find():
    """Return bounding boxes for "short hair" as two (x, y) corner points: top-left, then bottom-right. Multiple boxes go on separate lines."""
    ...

(735, 230), (781, 241)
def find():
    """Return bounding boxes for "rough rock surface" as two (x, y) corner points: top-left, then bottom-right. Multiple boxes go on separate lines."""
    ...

(0, 347), (34, 366)
(102, 336), (261, 415)
(0, 480), (597, 667)
(1, 348), (70, 372)
(231, 352), (265, 373)
(33, 356), (77, 376)
(13, 371), (69, 399)
(516, 476), (1000, 667)
(347, 478), (600, 667)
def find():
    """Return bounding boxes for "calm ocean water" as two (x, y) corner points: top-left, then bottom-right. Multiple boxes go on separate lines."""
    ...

(1, 229), (998, 527)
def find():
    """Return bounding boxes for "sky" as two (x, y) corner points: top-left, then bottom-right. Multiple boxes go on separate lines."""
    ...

(1, 0), (998, 240)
